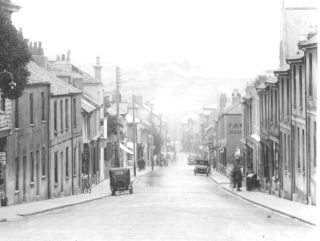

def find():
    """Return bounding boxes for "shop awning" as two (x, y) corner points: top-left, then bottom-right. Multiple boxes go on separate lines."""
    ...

(120, 143), (133, 155)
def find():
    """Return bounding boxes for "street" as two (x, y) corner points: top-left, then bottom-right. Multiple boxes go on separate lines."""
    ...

(0, 153), (316, 241)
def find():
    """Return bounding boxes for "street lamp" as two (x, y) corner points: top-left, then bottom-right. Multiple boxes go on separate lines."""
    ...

(0, 69), (16, 90)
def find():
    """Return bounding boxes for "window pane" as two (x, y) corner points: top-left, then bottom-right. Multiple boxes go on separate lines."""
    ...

(30, 152), (34, 182)
(41, 92), (45, 121)
(41, 147), (46, 176)
(15, 157), (19, 191)
(60, 100), (63, 132)
(30, 93), (33, 124)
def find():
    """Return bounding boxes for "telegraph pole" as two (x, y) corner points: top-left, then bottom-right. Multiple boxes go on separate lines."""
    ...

(150, 105), (154, 171)
(115, 66), (121, 167)
(132, 95), (137, 177)
(159, 115), (162, 164)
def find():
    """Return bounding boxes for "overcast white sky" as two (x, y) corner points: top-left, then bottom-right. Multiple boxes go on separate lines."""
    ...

(13, 0), (281, 74)
(11, 0), (315, 118)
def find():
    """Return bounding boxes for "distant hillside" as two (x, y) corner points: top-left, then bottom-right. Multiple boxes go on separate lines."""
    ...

(77, 61), (249, 116)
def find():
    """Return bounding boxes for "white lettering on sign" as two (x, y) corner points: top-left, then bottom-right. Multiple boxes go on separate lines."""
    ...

(228, 122), (242, 134)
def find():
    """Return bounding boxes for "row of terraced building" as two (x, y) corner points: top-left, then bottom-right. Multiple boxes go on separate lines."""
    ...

(240, 4), (317, 205)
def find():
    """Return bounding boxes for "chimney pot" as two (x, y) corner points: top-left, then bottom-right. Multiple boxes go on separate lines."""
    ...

(61, 54), (65, 61)
(18, 28), (23, 38)
(34, 42), (37, 48)
(56, 54), (61, 61)
(96, 56), (100, 66)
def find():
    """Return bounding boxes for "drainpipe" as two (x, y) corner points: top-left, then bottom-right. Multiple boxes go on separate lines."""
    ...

(289, 66), (294, 201)
(47, 89), (51, 199)
(70, 95), (74, 195)
(300, 47), (310, 204)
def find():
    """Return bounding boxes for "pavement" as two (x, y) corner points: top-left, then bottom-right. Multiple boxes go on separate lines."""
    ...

(0, 165), (156, 223)
(210, 169), (319, 226)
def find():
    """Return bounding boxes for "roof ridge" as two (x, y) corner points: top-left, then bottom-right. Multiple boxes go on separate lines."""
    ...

(285, 7), (317, 10)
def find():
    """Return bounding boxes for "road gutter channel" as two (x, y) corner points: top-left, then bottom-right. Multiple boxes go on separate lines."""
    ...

(209, 175), (316, 226)
(3, 168), (155, 222)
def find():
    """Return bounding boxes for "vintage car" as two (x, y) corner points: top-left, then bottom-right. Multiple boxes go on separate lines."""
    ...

(194, 159), (210, 176)
(187, 154), (198, 165)
(109, 167), (133, 195)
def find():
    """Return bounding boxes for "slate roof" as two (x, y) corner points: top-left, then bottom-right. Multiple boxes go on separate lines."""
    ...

(82, 93), (101, 108)
(256, 82), (266, 90)
(282, 7), (317, 61)
(265, 75), (278, 85)
(27, 62), (81, 96)
(222, 101), (242, 115)
(71, 65), (102, 85)
(274, 64), (290, 73)
(81, 98), (96, 113)
(300, 34), (317, 47)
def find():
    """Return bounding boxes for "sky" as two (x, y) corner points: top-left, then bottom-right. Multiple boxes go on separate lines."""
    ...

(10, 0), (312, 119)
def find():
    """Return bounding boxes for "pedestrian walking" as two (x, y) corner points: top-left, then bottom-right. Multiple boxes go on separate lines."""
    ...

(231, 158), (243, 191)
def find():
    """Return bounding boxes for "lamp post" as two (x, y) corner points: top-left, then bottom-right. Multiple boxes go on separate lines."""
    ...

(0, 70), (16, 90)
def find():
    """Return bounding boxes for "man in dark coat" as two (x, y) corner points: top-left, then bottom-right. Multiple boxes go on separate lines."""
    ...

(231, 159), (243, 191)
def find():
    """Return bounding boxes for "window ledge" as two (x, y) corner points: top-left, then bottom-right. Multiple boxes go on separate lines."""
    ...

(73, 174), (77, 178)
(66, 176), (69, 181)
(308, 96), (313, 100)
(30, 182), (35, 187)
(41, 175), (46, 180)
(41, 120), (46, 124)
(30, 123), (34, 127)
(54, 182), (59, 187)
(15, 128), (20, 132)
(0, 110), (5, 115)
(14, 190), (19, 194)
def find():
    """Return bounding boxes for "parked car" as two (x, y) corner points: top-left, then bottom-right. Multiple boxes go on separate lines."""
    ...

(109, 167), (133, 196)
(194, 159), (210, 176)
(188, 154), (198, 165)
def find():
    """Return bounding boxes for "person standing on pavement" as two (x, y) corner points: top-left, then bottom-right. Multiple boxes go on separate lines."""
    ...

(231, 158), (243, 191)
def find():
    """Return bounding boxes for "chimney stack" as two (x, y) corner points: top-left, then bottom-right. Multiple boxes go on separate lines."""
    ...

(29, 40), (48, 69)
(231, 89), (241, 105)
(67, 50), (71, 62)
(94, 56), (102, 81)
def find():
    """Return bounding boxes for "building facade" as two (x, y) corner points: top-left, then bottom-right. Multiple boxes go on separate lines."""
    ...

(215, 96), (242, 176)
(300, 36), (317, 205)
